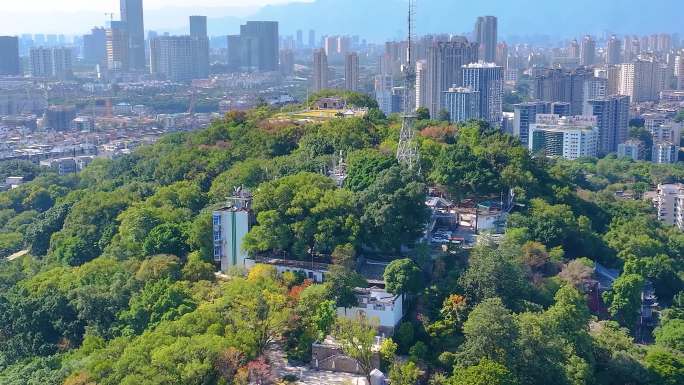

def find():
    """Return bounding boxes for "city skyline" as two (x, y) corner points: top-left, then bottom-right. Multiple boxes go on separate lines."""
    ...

(0, 0), (681, 41)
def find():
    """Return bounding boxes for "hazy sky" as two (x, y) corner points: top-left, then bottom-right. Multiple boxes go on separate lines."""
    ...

(0, 0), (309, 34)
(2, 0), (302, 12)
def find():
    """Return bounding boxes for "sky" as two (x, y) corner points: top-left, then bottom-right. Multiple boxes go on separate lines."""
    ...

(0, 0), (681, 40)
(0, 0), (310, 34)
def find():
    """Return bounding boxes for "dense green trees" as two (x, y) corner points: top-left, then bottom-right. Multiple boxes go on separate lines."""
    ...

(244, 172), (359, 258)
(0, 96), (682, 385)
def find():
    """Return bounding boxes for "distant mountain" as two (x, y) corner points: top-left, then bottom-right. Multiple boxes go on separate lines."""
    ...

(242, 0), (681, 42)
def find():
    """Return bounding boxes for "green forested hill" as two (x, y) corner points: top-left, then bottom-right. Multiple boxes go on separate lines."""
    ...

(0, 98), (682, 385)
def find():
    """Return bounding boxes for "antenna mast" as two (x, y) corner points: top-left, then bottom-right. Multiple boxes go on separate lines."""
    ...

(396, 0), (419, 170)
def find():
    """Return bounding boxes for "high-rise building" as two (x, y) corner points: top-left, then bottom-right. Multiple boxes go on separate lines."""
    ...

(324, 36), (339, 59)
(226, 35), (242, 71)
(415, 60), (427, 110)
(344, 52), (359, 91)
(580, 35), (596, 66)
(0, 36), (21, 75)
(189, 16), (207, 39)
(106, 21), (129, 72)
(296, 30), (303, 49)
(83, 28), (107, 66)
(312, 49), (328, 92)
(422, 39), (478, 116)
(495, 42), (508, 70)
(29, 47), (72, 79)
(513, 101), (549, 146)
(224, 21), (279, 72)
(618, 59), (667, 102)
(279, 49), (294, 76)
(308, 30), (316, 48)
(474, 16), (497, 63)
(655, 184), (684, 230)
(529, 115), (599, 159)
(675, 55), (684, 90)
(582, 77), (608, 115)
(586, 95), (630, 155)
(462, 62), (503, 126)
(239, 21), (279, 71)
(188, 16), (209, 78)
(150, 36), (209, 81)
(606, 35), (622, 65)
(533, 68), (592, 115)
(568, 39), (580, 58)
(120, 0), (146, 70)
(444, 87), (480, 123)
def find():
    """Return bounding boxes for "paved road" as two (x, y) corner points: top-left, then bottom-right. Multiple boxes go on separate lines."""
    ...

(268, 348), (368, 385)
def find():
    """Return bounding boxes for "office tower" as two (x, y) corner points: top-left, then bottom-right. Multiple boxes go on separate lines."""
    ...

(296, 30), (303, 49)
(308, 30), (315, 48)
(279, 49), (294, 76)
(551, 102), (571, 117)
(474, 16), (497, 62)
(189, 16), (210, 78)
(120, 0), (146, 70)
(533, 68), (592, 115)
(238, 21), (279, 71)
(513, 101), (549, 145)
(150, 36), (209, 81)
(586, 95), (630, 155)
(415, 60), (427, 109)
(312, 49), (328, 92)
(106, 21), (129, 71)
(529, 115), (599, 159)
(422, 39), (479, 116)
(580, 35), (596, 66)
(0, 36), (21, 75)
(345, 52), (359, 91)
(606, 35), (622, 65)
(462, 62), (503, 126)
(618, 59), (667, 102)
(568, 39), (580, 58)
(189, 16), (208, 39)
(444, 87), (480, 123)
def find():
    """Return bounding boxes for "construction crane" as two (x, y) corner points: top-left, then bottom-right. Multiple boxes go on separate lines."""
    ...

(396, 0), (420, 171)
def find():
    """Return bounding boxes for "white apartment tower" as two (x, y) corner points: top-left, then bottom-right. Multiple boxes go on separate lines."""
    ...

(212, 189), (253, 272)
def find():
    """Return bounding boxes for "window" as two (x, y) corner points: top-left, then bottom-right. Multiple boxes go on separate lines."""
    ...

(213, 246), (221, 257)
(213, 215), (221, 226)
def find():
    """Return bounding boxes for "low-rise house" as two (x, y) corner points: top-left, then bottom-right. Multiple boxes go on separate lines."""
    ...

(244, 257), (329, 283)
(337, 287), (404, 336)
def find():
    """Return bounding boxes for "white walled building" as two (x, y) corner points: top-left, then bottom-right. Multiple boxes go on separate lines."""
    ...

(652, 142), (679, 164)
(654, 184), (684, 230)
(212, 190), (253, 272)
(529, 115), (599, 160)
(337, 287), (405, 335)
